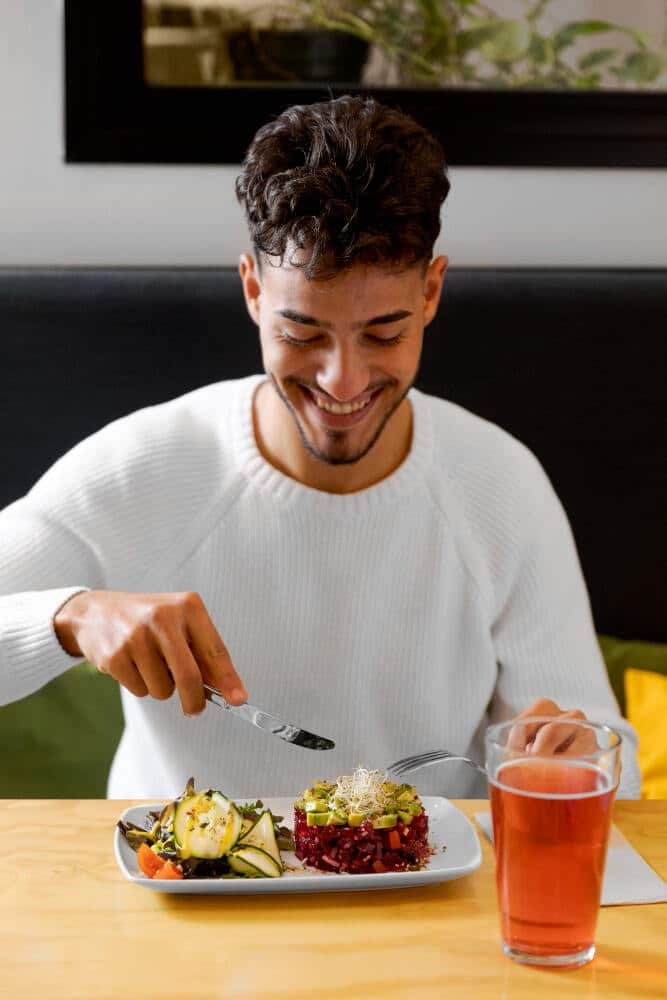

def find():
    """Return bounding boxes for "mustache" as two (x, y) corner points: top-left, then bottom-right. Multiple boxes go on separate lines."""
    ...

(285, 378), (394, 397)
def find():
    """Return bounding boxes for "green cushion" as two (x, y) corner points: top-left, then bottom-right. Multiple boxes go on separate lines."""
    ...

(598, 634), (667, 717)
(0, 661), (123, 798)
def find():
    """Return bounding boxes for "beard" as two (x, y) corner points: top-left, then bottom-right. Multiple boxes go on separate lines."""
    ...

(268, 372), (413, 466)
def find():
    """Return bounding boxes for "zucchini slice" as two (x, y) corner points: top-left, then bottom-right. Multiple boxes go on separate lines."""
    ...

(237, 810), (283, 870)
(228, 846), (282, 878)
(174, 790), (242, 860)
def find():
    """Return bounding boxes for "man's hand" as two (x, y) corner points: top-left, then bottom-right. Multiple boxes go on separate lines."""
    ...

(507, 698), (599, 756)
(54, 590), (247, 716)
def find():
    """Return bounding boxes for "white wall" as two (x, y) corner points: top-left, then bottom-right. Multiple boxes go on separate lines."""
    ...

(0, 0), (666, 268)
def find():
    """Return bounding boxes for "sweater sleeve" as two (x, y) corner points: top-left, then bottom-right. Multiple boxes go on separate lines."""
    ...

(0, 385), (235, 707)
(0, 494), (101, 704)
(487, 455), (641, 799)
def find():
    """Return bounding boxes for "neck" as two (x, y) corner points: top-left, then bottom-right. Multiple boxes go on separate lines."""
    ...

(252, 379), (413, 494)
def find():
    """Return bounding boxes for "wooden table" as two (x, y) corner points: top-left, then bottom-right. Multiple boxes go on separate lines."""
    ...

(2, 800), (665, 999)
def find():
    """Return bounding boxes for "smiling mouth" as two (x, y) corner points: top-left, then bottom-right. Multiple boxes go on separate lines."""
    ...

(299, 385), (385, 425)
(314, 395), (373, 415)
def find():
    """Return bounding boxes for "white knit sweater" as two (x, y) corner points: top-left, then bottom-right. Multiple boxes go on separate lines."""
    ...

(0, 375), (640, 798)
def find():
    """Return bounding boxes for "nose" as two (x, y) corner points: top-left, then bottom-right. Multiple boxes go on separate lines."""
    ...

(316, 343), (370, 402)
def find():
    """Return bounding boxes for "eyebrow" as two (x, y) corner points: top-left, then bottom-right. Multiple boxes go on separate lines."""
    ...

(275, 308), (413, 330)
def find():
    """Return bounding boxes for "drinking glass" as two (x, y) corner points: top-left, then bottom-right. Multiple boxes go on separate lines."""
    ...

(486, 716), (622, 968)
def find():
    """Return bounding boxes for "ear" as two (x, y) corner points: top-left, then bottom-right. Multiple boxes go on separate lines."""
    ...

(423, 255), (448, 327)
(239, 253), (261, 326)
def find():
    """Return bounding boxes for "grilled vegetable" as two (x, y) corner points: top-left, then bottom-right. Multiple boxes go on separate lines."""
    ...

(228, 846), (282, 878)
(236, 810), (283, 870)
(174, 789), (242, 860)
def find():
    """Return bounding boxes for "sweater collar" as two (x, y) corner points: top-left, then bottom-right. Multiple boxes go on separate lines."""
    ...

(232, 375), (434, 514)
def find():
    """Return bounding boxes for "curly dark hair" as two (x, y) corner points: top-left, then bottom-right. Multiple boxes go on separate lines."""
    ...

(235, 95), (450, 280)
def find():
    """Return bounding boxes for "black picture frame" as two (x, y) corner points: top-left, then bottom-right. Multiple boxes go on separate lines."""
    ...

(65, 0), (667, 167)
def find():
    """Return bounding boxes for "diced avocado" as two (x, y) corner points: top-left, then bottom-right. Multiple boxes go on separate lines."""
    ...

(406, 801), (422, 816)
(348, 812), (365, 827)
(304, 782), (330, 800)
(397, 811), (414, 825)
(372, 814), (398, 829)
(304, 799), (329, 813)
(397, 788), (415, 804)
(327, 811), (347, 826)
(306, 812), (330, 827)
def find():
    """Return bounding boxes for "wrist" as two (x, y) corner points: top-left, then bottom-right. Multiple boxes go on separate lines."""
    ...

(53, 589), (91, 656)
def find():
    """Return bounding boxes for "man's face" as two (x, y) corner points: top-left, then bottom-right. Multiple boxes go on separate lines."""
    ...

(241, 255), (447, 466)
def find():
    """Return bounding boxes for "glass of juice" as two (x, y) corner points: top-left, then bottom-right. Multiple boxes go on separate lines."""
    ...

(486, 716), (621, 968)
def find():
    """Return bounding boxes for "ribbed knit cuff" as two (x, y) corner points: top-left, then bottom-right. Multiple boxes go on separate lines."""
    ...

(0, 587), (90, 705)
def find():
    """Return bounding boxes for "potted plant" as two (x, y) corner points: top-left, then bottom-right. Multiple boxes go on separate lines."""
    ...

(219, 2), (371, 83)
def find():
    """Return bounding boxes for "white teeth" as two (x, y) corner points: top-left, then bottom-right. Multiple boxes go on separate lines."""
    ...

(314, 395), (373, 415)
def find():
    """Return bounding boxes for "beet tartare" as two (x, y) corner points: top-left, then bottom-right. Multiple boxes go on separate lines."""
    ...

(294, 768), (431, 874)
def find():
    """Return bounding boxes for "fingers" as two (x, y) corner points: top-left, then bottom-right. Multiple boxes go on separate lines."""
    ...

(127, 624), (175, 701)
(507, 698), (561, 750)
(156, 624), (207, 717)
(103, 652), (149, 699)
(507, 701), (595, 757)
(529, 710), (589, 755)
(183, 592), (248, 705)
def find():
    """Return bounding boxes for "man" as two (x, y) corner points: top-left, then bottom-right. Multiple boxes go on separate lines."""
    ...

(0, 96), (639, 798)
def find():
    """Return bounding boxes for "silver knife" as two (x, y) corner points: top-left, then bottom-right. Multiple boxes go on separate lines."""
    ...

(203, 683), (335, 750)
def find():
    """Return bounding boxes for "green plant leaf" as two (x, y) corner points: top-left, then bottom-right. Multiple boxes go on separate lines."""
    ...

(575, 72), (602, 89)
(423, 37), (456, 67)
(477, 19), (531, 63)
(629, 29), (651, 50)
(578, 48), (617, 71)
(456, 21), (498, 56)
(612, 50), (666, 84)
(553, 20), (616, 52)
(527, 32), (555, 66)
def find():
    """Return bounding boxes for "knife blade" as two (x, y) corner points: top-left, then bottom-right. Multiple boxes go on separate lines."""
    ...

(203, 684), (335, 750)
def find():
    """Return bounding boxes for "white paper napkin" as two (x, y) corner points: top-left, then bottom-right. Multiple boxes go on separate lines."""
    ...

(474, 812), (667, 906)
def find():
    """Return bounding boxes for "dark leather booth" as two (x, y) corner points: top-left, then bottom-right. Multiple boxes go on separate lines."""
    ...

(1, 267), (665, 642)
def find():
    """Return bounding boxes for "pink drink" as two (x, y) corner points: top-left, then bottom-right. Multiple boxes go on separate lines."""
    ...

(489, 758), (615, 962)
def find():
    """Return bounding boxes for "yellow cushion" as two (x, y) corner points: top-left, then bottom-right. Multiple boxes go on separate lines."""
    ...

(625, 668), (667, 799)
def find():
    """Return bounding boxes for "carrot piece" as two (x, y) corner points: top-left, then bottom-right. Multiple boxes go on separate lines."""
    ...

(137, 842), (163, 878)
(387, 830), (401, 851)
(154, 860), (184, 880)
(372, 860), (387, 873)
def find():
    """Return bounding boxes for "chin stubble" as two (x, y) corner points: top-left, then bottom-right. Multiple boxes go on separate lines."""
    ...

(268, 373), (413, 466)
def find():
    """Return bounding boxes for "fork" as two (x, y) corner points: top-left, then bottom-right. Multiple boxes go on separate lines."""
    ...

(385, 749), (487, 780)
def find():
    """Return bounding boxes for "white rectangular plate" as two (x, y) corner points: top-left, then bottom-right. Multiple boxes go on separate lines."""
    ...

(114, 795), (481, 894)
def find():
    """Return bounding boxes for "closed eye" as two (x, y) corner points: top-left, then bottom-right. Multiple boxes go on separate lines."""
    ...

(277, 330), (407, 347)
(366, 333), (406, 346)
(278, 331), (321, 347)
